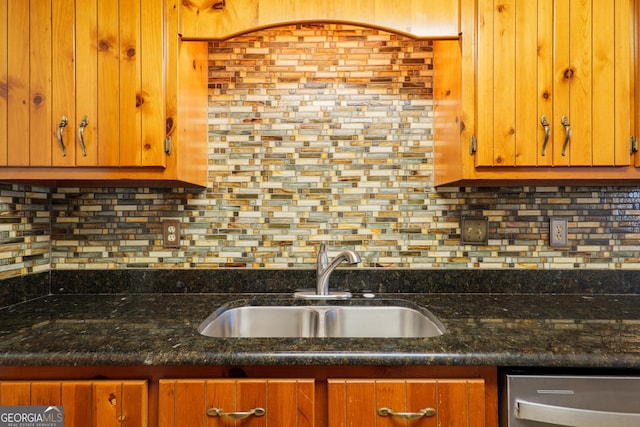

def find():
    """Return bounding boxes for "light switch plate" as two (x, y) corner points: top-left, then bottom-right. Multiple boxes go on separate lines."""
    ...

(461, 217), (488, 244)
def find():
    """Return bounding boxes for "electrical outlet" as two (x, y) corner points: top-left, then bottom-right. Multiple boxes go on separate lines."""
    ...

(461, 217), (488, 244)
(549, 217), (568, 247)
(162, 220), (180, 248)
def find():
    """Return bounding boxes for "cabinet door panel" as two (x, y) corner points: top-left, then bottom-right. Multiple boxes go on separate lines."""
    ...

(566, 0), (593, 166)
(536, 0), (554, 166)
(475, 0), (495, 167)
(406, 381), (437, 427)
(123, 381), (148, 427)
(0, 0), (7, 166)
(237, 380), (267, 427)
(204, 380), (234, 427)
(612, 0), (632, 166)
(97, 0), (120, 167)
(328, 379), (485, 427)
(141, 0), (166, 167)
(478, 0), (551, 167)
(0, 382), (31, 405)
(376, 381), (412, 427)
(94, 381), (148, 427)
(175, 381), (206, 427)
(592, 0), (615, 165)
(29, 0), (52, 167)
(61, 383), (93, 427)
(492, 0), (516, 167)
(267, 380), (299, 427)
(514, 0), (539, 166)
(437, 380), (469, 427)
(294, 380), (315, 427)
(119, 0), (142, 167)
(553, 0), (571, 166)
(30, 382), (61, 406)
(467, 379), (487, 427)
(76, 0), (99, 166)
(342, 381), (378, 427)
(52, 0), (78, 166)
(6, 0), (29, 166)
(0, 381), (146, 427)
(160, 379), (314, 427)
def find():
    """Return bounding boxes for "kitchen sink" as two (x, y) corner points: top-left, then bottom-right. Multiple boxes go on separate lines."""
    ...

(198, 306), (319, 338)
(198, 300), (445, 338)
(323, 306), (443, 338)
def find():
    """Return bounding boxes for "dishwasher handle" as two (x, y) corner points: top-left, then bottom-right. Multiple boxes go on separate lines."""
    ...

(516, 400), (640, 427)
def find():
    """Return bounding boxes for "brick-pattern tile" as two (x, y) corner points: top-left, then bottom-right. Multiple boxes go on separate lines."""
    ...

(0, 184), (50, 278)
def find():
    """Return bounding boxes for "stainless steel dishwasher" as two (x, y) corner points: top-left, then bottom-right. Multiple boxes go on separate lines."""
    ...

(503, 374), (640, 427)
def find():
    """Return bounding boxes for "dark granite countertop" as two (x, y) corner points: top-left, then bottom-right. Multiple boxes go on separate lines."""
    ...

(1, 291), (639, 368)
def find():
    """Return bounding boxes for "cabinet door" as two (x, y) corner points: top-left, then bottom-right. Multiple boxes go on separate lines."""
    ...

(328, 379), (485, 427)
(75, 0), (166, 168)
(159, 379), (314, 427)
(1, 0), (166, 168)
(554, 0), (631, 167)
(0, 380), (147, 427)
(477, 0), (552, 168)
(475, 0), (632, 168)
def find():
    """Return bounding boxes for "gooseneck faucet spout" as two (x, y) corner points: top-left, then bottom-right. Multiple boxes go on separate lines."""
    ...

(316, 242), (361, 296)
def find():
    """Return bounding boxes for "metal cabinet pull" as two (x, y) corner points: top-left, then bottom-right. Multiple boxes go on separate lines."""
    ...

(206, 407), (265, 420)
(378, 407), (436, 420)
(561, 115), (571, 156)
(77, 116), (89, 157)
(540, 115), (550, 156)
(56, 116), (68, 157)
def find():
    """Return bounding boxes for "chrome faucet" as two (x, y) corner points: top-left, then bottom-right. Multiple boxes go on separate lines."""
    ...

(315, 242), (361, 296)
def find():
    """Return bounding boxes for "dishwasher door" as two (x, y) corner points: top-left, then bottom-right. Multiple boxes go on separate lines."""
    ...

(505, 374), (640, 427)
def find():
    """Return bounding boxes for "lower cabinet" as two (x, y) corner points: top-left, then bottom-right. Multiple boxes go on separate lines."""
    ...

(0, 380), (147, 427)
(158, 377), (487, 427)
(328, 379), (485, 427)
(0, 367), (497, 427)
(158, 379), (315, 427)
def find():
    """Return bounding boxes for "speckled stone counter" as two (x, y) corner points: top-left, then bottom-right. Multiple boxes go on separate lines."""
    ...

(1, 291), (639, 368)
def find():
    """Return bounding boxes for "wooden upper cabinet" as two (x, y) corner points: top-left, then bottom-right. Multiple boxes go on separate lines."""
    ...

(328, 378), (486, 427)
(0, 380), (148, 427)
(179, 0), (459, 39)
(475, 0), (633, 168)
(1, 0), (166, 168)
(158, 379), (315, 427)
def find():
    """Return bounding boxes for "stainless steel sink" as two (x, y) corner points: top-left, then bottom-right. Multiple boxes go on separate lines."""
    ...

(198, 306), (319, 338)
(198, 301), (445, 338)
(323, 306), (444, 338)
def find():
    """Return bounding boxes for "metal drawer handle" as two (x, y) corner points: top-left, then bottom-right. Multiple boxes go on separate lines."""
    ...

(207, 407), (265, 420)
(561, 115), (571, 156)
(516, 400), (640, 427)
(77, 116), (89, 157)
(378, 407), (436, 420)
(540, 114), (550, 156)
(56, 116), (68, 157)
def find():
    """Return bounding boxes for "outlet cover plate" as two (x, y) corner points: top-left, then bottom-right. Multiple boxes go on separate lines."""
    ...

(163, 220), (180, 248)
(550, 217), (568, 247)
(461, 217), (488, 244)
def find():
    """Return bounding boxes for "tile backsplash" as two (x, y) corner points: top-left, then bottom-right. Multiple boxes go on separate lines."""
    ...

(2, 24), (640, 280)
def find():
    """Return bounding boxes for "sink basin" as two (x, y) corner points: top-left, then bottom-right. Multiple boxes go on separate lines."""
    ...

(198, 306), (319, 338)
(198, 300), (445, 338)
(323, 306), (443, 338)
